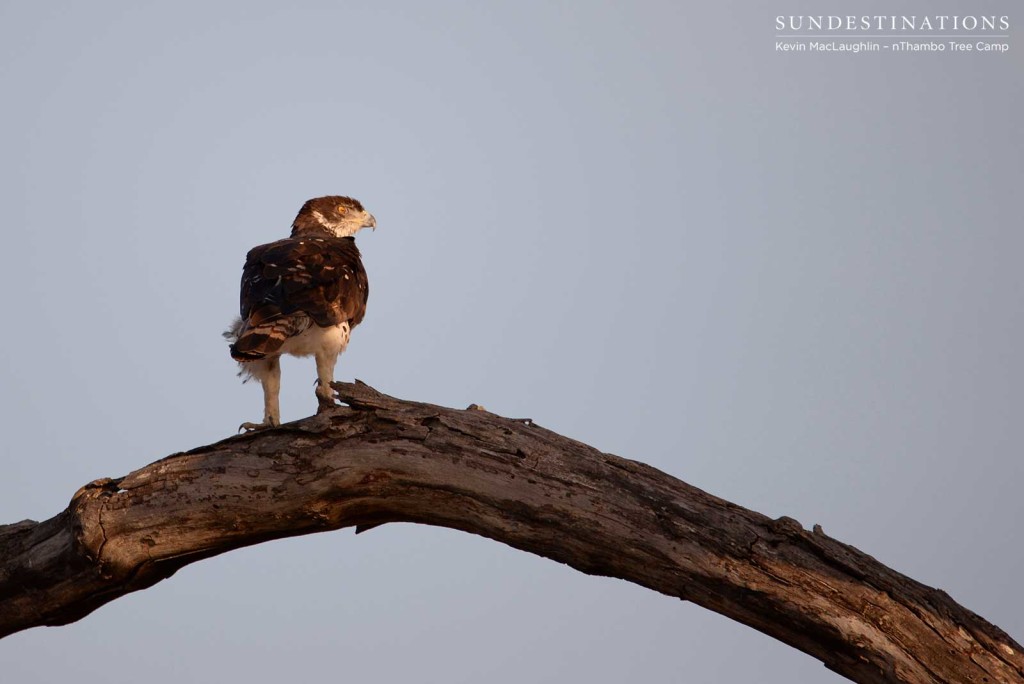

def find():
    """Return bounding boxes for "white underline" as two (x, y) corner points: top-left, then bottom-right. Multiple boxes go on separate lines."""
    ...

(775, 35), (1010, 38)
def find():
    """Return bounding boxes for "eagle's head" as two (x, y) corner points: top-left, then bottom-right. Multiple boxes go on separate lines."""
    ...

(291, 195), (377, 238)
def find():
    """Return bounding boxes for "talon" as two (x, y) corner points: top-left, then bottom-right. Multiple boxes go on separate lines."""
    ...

(315, 382), (338, 414)
(316, 396), (337, 414)
(239, 420), (277, 432)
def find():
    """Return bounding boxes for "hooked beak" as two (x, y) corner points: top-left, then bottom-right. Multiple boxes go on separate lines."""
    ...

(363, 213), (377, 231)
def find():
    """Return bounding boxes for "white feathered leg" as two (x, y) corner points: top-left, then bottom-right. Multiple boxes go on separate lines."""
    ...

(239, 356), (281, 431)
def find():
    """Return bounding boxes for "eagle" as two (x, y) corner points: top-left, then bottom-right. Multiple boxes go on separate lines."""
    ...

(225, 195), (376, 431)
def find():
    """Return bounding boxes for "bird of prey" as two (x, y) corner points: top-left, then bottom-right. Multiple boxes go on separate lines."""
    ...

(225, 196), (376, 431)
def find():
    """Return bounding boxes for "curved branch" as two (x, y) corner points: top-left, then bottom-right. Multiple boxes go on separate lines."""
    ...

(0, 382), (1020, 683)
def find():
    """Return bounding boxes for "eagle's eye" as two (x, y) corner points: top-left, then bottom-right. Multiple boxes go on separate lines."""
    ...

(336, 205), (348, 216)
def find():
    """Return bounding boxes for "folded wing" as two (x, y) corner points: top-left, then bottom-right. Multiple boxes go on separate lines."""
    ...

(230, 236), (368, 360)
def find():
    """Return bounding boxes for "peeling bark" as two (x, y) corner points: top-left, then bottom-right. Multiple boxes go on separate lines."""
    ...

(0, 381), (1020, 683)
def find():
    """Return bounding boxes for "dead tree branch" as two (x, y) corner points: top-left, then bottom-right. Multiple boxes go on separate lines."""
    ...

(0, 381), (1020, 683)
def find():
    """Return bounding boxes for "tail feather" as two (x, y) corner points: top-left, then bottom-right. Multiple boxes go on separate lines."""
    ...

(225, 313), (311, 361)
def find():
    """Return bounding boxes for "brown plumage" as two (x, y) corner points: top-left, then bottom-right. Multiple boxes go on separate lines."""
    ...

(229, 236), (368, 360)
(226, 196), (376, 431)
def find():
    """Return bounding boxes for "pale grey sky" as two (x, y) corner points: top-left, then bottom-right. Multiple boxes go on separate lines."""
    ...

(0, 2), (1020, 682)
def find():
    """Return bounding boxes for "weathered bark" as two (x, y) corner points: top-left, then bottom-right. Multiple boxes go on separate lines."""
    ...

(0, 382), (1020, 683)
